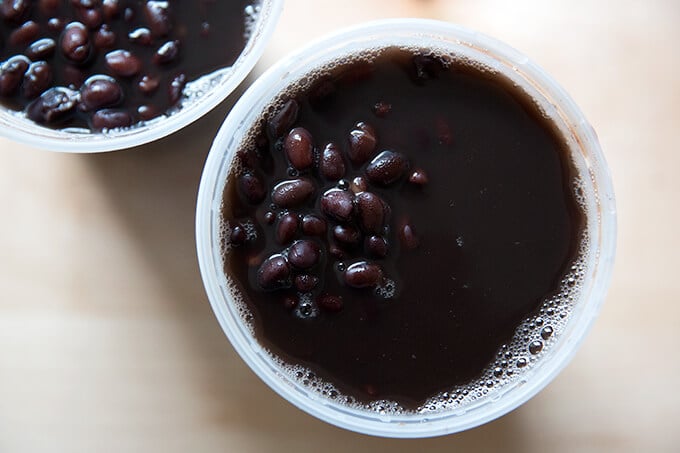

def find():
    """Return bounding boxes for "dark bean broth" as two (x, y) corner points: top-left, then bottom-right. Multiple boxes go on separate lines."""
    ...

(221, 48), (585, 409)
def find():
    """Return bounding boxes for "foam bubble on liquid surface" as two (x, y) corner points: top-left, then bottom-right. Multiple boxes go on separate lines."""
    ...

(218, 43), (595, 417)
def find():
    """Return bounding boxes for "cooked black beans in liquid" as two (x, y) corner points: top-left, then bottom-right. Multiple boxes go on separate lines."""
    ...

(0, 0), (251, 130)
(222, 48), (585, 409)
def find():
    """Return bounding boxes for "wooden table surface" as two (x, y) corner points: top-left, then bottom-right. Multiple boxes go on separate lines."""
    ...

(1, 1), (678, 451)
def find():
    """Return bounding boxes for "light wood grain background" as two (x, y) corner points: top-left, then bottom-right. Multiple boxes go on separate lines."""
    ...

(1, 0), (678, 451)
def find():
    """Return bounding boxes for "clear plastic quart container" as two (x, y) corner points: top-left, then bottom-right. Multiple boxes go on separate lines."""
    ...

(196, 19), (617, 438)
(0, 0), (283, 153)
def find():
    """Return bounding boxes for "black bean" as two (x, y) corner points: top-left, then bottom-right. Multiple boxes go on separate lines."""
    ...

(320, 189), (354, 222)
(128, 27), (152, 46)
(27, 87), (78, 124)
(350, 176), (367, 194)
(22, 61), (52, 99)
(10, 21), (39, 47)
(0, 0), (29, 22)
(399, 222), (419, 249)
(229, 224), (247, 246)
(333, 224), (360, 246)
(301, 214), (326, 236)
(144, 0), (172, 37)
(136, 104), (158, 120)
(77, 7), (103, 29)
(167, 72), (186, 104)
(138, 74), (160, 94)
(271, 178), (315, 208)
(408, 168), (429, 185)
(319, 142), (345, 181)
(256, 254), (290, 290)
(355, 191), (386, 234)
(0, 55), (30, 96)
(102, 0), (119, 20)
(47, 17), (65, 33)
(365, 235), (388, 258)
(238, 172), (266, 204)
(71, 0), (97, 8)
(365, 150), (408, 185)
(61, 22), (91, 63)
(288, 239), (320, 269)
(347, 121), (377, 164)
(267, 99), (298, 138)
(123, 6), (134, 22)
(26, 38), (57, 60)
(91, 108), (132, 130)
(283, 127), (314, 170)
(343, 261), (383, 288)
(79, 75), (122, 111)
(153, 40), (180, 65)
(294, 274), (319, 292)
(263, 211), (276, 225)
(94, 24), (116, 49)
(317, 294), (343, 312)
(105, 49), (141, 76)
(276, 213), (298, 245)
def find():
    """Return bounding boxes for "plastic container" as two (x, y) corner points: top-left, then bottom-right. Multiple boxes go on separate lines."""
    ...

(0, 0), (283, 153)
(196, 19), (617, 438)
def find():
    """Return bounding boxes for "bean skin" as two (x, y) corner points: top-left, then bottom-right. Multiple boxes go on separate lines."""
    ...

(365, 235), (388, 258)
(320, 189), (354, 222)
(143, 1), (172, 37)
(61, 22), (91, 63)
(284, 127), (314, 170)
(91, 108), (132, 130)
(301, 214), (326, 236)
(288, 239), (321, 269)
(105, 49), (142, 77)
(256, 254), (291, 290)
(365, 150), (408, 185)
(79, 75), (123, 111)
(26, 38), (57, 60)
(10, 21), (39, 47)
(276, 213), (298, 245)
(0, 55), (30, 96)
(167, 72), (186, 104)
(26, 87), (78, 124)
(333, 224), (360, 247)
(271, 178), (315, 208)
(319, 142), (345, 181)
(268, 99), (299, 138)
(238, 172), (266, 204)
(153, 40), (180, 65)
(347, 122), (377, 164)
(408, 168), (429, 185)
(22, 61), (53, 99)
(343, 261), (383, 288)
(355, 191), (386, 234)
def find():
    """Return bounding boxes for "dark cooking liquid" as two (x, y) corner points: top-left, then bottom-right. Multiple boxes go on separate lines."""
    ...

(0, 0), (251, 130)
(222, 48), (585, 409)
